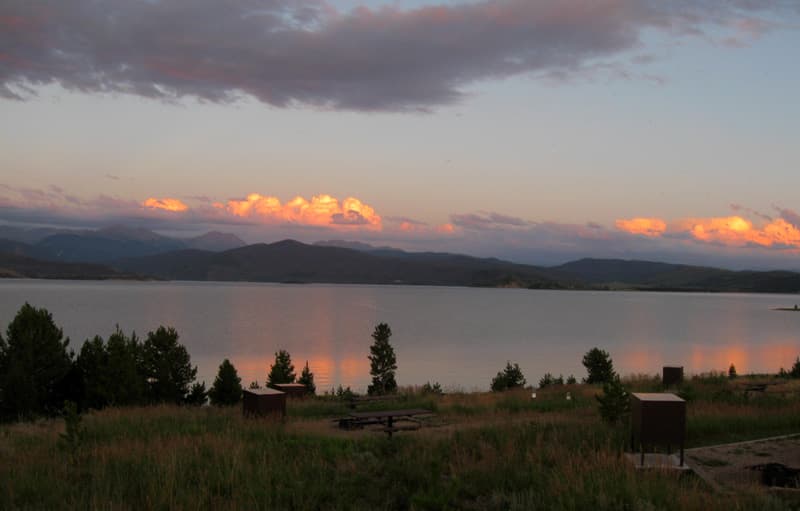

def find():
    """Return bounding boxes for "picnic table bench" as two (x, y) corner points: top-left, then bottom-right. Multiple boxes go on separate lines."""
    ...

(338, 408), (434, 437)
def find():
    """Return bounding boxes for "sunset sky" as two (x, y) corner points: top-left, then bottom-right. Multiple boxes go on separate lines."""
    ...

(1, 0), (800, 268)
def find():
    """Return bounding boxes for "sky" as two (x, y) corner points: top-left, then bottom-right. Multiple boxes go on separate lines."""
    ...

(1, 0), (800, 269)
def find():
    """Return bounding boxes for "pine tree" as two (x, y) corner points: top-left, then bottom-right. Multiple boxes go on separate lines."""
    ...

(596, 376), (630, 424)
(297, 361), (316, 395)
(0, 303), (73, 419)
(267, 350), (295, 388)
(491, 361), (526, 392)
(141, 326), (197, 404)
(209, 359), (243, 405)
(186, 381), (208, 406)
(367, 323), (397, 396)
(582, 347), (616, 384)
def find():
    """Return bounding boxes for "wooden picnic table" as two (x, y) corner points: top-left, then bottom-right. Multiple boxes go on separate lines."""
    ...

(344, 408), (433, 437)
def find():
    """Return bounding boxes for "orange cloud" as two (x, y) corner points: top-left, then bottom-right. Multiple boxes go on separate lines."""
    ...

(615, 217), (667, 237)
(142, 197), (188, 212)
(221, 193), (382, 230)
(617, 213), (800, 250)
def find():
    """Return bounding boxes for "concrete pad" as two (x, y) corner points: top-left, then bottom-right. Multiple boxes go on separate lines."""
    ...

(625, 452), (691, 471)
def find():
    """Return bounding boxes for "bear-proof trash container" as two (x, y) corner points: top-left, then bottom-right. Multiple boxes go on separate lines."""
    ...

(662, 366), (684, 388)
(630, 393), (686, 466)
(243, 388), (286, 418)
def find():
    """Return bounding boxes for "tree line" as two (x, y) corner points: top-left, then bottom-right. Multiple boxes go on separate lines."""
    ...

(0, 303), (401, 421)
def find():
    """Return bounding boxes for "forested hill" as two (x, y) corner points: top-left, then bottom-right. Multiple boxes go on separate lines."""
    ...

(554, 258), (800, 293)
(113, 240), (567, 288)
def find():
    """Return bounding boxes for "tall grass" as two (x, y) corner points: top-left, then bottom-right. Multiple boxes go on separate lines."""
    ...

(1, 376), (798, 510)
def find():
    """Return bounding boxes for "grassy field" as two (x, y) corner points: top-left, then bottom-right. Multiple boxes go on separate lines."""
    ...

(2, 375), (800, 510)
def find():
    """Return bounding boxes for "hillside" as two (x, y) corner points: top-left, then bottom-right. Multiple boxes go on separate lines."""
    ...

(555, 258), (800, 293)
(0, 252), (139, 280)
(114, 239), (566, 288)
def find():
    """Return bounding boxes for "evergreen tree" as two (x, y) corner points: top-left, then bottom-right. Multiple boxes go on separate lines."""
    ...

(596, 376), (630, 424)
(491, 361), (526, 392)
(104, 327), (145, 406)
(367, 323), (397, 396)
(186, 382), (208, 406)
(141, 326), (197, 404)
(728, 363), (738, 379)
(297, 361), (316, 395)
(0, 303), (73, 419)
(267, 350), (295, 388)
(76, 335), (111, 410)
(209, 359), (243, 405)
(582, 347), (616, 384)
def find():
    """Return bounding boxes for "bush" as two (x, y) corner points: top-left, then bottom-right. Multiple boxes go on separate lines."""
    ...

(790, 357), (800, 379)
(728, 363), (738, 379)
(209, 359), (243, 406)
(297, 361), (316, 395)
(367, 323), (397, 396)
(491, 361), (526, 392)
(596, 376), (630, 424)
(421, 382), (443, 396)
(267, 350), (296, 388)
(538, 373), (564, 389)
(0, 303), (73, 420)
(582, 347), (615, 384)
(566, 375), (577, 385)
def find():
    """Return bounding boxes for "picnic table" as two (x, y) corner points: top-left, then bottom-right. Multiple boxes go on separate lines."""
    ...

(339, 408), (434, 437)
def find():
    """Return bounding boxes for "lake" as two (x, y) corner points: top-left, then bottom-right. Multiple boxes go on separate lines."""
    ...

(1, 280), (799, 392)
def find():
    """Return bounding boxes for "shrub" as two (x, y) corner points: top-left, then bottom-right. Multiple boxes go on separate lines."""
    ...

(368, 323), (397, 396)
(728, 363), (738, 379)
(267, 349), (296, 388)
(790, 357), (800, 379)
(582, 347), (616, 384)
(297, 361), (316, 395)
(421, 381), (443, 396)
(538, 373), (564, 389)
(596, 376), (630, 424)
(566, 375), (577, 385)
(248, 381), (261, 390)
(209, 359), (243, 406)
(491, 361), (526, 392)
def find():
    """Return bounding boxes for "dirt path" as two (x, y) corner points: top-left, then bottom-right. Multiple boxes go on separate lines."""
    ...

(685, 435), (800, 493)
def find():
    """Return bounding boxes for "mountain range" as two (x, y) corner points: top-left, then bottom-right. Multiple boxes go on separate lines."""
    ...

(1, 225), (800, 293)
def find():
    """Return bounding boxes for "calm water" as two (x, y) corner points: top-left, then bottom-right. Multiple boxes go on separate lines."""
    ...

(1, 280), (799, 392)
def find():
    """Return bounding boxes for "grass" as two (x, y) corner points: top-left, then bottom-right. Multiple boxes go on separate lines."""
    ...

(1, 376), (799, 510)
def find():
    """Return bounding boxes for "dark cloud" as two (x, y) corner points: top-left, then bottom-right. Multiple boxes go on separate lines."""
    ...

(730, 203), (772, 221)
(775, 207), (800, 229)
(451, 211), (531, 230)
(1, 0), (795, 111)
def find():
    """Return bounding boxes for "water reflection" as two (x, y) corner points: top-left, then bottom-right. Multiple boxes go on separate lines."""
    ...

(0, 281), (798, 392)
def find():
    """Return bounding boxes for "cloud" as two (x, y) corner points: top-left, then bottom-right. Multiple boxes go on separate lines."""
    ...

(218, 193), (381, 230)
(615, 217), (667, 237)
(451, 211), (531, 230)
(143, 197), (189, 212)
(1, 0), (795, 111)
(617, 212), (800, 250)
(0, 186), (383, 233)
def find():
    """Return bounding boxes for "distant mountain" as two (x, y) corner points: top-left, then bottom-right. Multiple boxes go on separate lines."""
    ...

(36, 233), (186, 263)
(184, 231), (246, 252)
(0, 252), (139, 280)
(554, 258), (800, 293)
(0, 224), (246, 263)
(115, 239), (566, 288)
